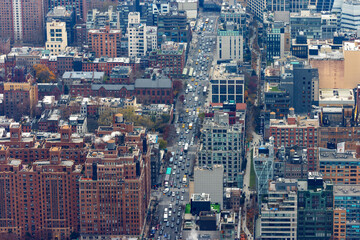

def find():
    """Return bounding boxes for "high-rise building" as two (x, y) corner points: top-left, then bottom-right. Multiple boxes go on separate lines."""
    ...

(127, 12), (158, 57)
(46, 20), (68, 55)
(3, 82), (38, 119)
(216, 22), (244, 62)
(266, 21), (291, 61)
(259, 178), (298, 240)
(88, 25), (122, 58)
(47, 0), (88, 21)
(334, 185), (360, 240)
(79, 115), (151, 236)
(47, 6), (76, 45)
(199, 112), (244, 186)
(0, 0), (45, 44)
(290, 11), (322, 39)
(0, 145), (81, 239)
(157, 10), (191, 46)
(297, 172), (333, 240)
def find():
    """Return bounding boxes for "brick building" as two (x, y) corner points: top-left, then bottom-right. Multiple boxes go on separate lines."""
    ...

(0, 0), (44, 44)
(109, 66), (134, 84)
(3, 82), (38, 119)
(88, 26), (122, 58)
(149, 41), (187, 77)
(134, 73), (173, 104)
(268, 110), (319, 171)
(70, 83), (134, 98)
(0, 146), (82, 239)
(0, 38), (10, 55)
(79, 115), (151, 236)
(82, 56), (140, 75)
(0, 124), (87, 164)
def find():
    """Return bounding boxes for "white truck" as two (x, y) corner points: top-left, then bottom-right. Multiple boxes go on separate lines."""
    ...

(195, 96), (198, 102)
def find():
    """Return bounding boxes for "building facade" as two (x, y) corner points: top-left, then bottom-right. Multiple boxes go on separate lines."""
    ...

(0, 0), (45, 44)
(88, 26), (122, 58)
(199, 112), (244, 186)
(46, 20), (68, 55)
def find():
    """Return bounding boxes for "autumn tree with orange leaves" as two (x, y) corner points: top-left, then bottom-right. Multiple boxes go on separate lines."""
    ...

(33, 64), (56, 83)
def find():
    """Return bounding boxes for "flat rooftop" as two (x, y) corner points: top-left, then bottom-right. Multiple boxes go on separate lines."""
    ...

(270, 117), (319, 128)
(334, 184), (360, 196)
(319, 88), (354, 105)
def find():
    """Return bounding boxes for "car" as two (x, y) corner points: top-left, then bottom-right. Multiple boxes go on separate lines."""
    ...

(171, 197), (174, 202)
(177, 219), (180, 225)
(186, 162), (190, 167)
(173, 208), (176, 213)
(176, 191), (179, 195)
(167, 191), (171, 197)
(176, 195), (180, 200)
(178, 206), (182, 211)
(171, 223), (175, 228)
(178, 185), (181, 189)
(176, 200), (179, 205)
(168, 211), (172, 217)
(181, 196), (184, 201)
(175, 227), (178, 233)
(178, 211), (181, 217)
(182, 188), (185, 193)
(166, 221), (170, 227)
(163, 188), (170, 194)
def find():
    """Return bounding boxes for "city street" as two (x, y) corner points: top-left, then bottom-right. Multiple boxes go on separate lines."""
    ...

(152, 12), (219, 240)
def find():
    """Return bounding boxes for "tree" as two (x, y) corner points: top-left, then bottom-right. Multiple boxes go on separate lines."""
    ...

(173, 80), (183, 96)
(158, 139), (167, 149)
(179, 94), (185, 103)
(98, 109), (113, 126)
(33, 64), (56, 83)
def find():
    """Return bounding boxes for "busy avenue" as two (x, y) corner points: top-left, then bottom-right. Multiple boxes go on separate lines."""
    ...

(152, 13), (219, 240)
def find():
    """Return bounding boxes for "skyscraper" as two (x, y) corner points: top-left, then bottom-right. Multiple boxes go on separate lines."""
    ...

(0, 0), (45, 44)
(47, 0), (88, 20)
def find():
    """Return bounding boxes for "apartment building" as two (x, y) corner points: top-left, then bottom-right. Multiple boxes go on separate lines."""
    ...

(46, 20), (68, 55)
(0, 146), (82, 239)
(3, 82), (38, 119)
(259, 179), (298, 240)
(297, 172), (333, 240)
(334, 185), (360, 240)
(216, 22), (244, 62)
(88, 25), (122, 58)
(199, 112), (244, 186)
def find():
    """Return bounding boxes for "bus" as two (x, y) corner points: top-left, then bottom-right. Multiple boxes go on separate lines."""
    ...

(184, 143), (189, 152)
(188, 67), (194, 77)
(182, 68), (188, 78)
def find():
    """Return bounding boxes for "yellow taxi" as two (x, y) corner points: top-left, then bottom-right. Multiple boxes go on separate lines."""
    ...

(207, 57), (210, 60)
(182, 124), (185, 128)
(195, 82), (198, 86)
(186, 109), (189, 113)
(191, 78), (195, 82)
(196, 108), (200, 113)
(198, 49), (201, 53)
(196, 62), (198, 65)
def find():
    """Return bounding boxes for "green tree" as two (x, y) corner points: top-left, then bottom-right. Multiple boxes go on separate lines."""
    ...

(98, 109), (113, 126)
(158, 139), (167, 149)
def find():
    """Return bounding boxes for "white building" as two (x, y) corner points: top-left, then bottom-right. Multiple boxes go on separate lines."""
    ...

(217, 22), (243, 62)
(46, 20), (68, 55)
(340, 0), (360, 34)
(199, 112), (244, 186)
(194, 165), (224, 208)
(177, 0), (198, 19)
(128, 12), (158, 57)
(259, 179), (298, 240)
